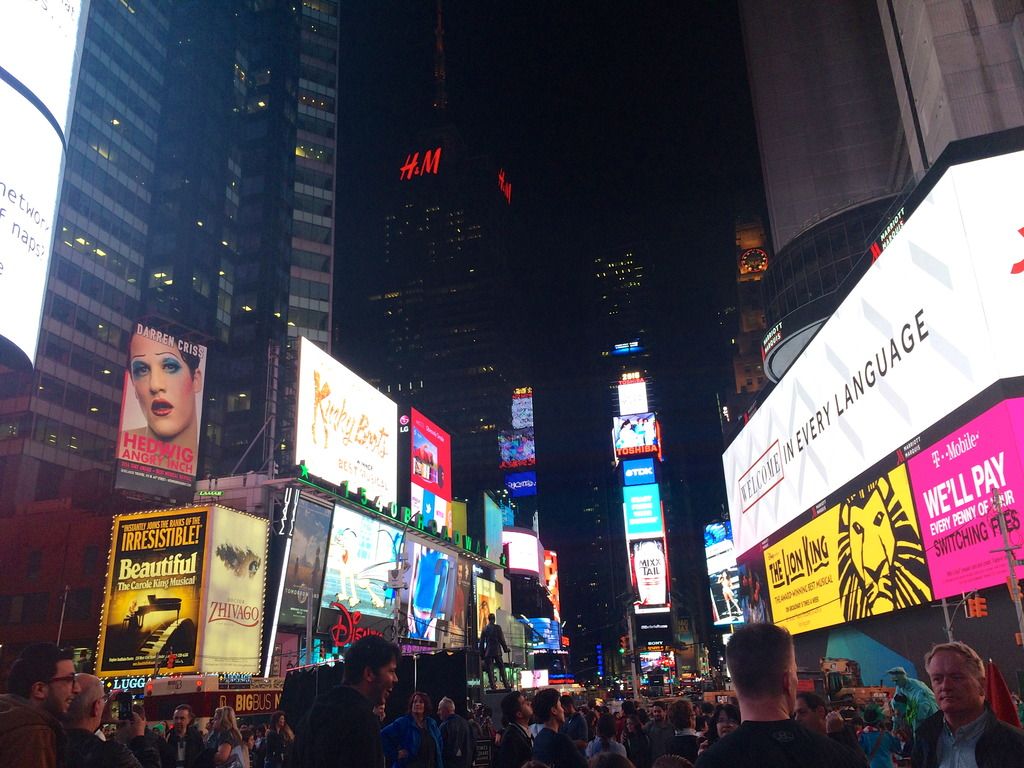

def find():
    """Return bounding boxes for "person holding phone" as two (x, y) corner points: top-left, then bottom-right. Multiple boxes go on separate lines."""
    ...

(63, 674), (161, 767)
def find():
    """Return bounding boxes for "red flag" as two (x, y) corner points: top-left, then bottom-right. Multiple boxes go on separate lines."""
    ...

(986, 659), (1022, 728)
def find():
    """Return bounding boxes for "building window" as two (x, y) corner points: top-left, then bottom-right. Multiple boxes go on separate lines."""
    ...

(83, 545), (100, 575)
(27, 550), (42, 580)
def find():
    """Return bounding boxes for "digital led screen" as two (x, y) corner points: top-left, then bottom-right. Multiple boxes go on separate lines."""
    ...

(505, 471), (538, 498)
(503, 528), (541, 576)
(0, 0), (88, 367)
(623, 484), (664, 539)
(523, 618), (561, 650)
(618, 380), (649, 416)
(404, 540), (453, 642)
(613, 414), (661, 461)
(499, 428), (536, 469)
(705, 523), (742, 627)
(520, 669), (549, 688)
(512, 388), (534, 429)
(723, 150), (1024, 557)
(908, 398), (1024, 599)
(483, 494), (504, 564)
(623, 458), (656, 486)
(411, 485), (450, 535)
(295, 338), (398, 508)
(543, 550), (561, 622)
(411, 408), (452, 515)
(639, 650), (675, 675)
(321, 505), (404, 620)
(277, 497), (333, 628)
(114, 321), (208, 496)
(630, 537), (669, 614)
(636, 611), (673, 649)
(475, 576), (504, 634)
(763, 463), (932, 635)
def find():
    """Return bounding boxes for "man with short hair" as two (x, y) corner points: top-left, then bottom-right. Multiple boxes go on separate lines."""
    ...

(292, 634), (400, 768)
(645, 701), (674, 760)
(695, 624), (865, 768)
(437, 697), (473, 768)
(0, 642), (80, 767)
(63, 674), (160, 768)
(560, 695), (588, 753)
(479, 613), (510, 690)
(531, 689), (587, 768)
(792, 692), (862, 759)
(912, 641), (1024, 768)
(161, 704), (205, 768)
(494, 692), (533, 768)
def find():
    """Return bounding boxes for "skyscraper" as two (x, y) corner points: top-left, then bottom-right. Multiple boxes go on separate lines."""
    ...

(0, 0), (340, 513)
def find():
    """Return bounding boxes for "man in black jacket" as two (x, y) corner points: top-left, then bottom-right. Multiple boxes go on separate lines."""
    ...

(494, 692), (533, 768)
(912, 641), (1024, 768)
(63, 674), (161, 768)
(437, 697), (474, 768)
(292, 635), (400, 768)
(162, 705), (205, 768)
(479, 614), (510, 690)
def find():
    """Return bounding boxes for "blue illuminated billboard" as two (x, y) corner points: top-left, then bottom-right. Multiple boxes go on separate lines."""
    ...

(505, 471), (538, 497)
(622, 458), (656, 486)
(523, 617), (561, 650)
(622, 484), (664, 538)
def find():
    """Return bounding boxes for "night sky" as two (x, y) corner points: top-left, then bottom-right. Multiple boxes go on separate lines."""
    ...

(334, 3), (764, 554)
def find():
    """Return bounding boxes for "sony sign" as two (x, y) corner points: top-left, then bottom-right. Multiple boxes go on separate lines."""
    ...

(723, 149), (1024, 556)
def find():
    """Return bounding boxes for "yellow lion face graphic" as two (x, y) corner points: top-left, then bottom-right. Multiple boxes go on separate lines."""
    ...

(837, 473), (931, 620)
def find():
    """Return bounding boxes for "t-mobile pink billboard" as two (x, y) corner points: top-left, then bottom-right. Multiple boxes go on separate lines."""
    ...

(908, 399), (1024, 599)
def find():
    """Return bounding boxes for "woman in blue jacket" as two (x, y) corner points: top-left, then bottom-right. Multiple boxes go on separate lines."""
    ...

(381, 691), (443, 768)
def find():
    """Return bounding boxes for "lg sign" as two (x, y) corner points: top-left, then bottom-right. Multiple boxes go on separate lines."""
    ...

(623, 459), (656, 486)
(505, 471), (537, 498)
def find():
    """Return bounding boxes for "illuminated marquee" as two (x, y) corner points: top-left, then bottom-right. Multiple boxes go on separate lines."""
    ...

(399, 147), (442, 180)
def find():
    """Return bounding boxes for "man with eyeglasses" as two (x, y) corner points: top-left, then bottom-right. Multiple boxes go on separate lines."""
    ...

(0, 642), (80, 767)
(63, 674), (160, 768)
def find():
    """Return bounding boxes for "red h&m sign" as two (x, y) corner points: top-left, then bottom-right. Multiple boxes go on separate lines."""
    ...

(400, 147), (442, 180)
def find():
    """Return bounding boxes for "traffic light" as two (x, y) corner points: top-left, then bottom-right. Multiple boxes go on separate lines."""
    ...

(619, 635), (628, 654)
(967, 596), (988, 617)
(1008, 577), (1022, 602)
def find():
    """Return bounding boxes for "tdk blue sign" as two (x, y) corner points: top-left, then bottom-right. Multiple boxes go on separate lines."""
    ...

(622, 458), (656, 486)
(505, 471), (538, 498)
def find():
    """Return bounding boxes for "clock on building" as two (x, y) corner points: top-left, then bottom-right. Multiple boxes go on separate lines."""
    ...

(738, 247), (769, 277)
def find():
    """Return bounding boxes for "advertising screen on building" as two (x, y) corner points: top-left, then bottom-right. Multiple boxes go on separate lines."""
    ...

(505, 471), (538, 498)
(0, 1), (88, 368)
(543, 550), (561, 622)
(410, 408), (452, 531)
(623, 484), (664, 539)
(908, 398), (1024, 599)
(763, 463), (932, 635)
(639, 650), (675, 675)
(622, 458), (656, 486)
(321, 505), (404, 620)
(277, 497), (333, 628)
(475, 575), (502, 632)
(723, 150), (1024, 557)
(705, 522), (742, 626)
(499, 428), (536, 469)
(503, 527), (541, 576)
(630, 537), (670, 614)
(613, 414), (662, 461)
(97, 509), (207, 676)
(636, 611), (673, 649)
(295, 338), (398, 507)
(449, 557), (472, 644)
(618, 378), (649, 416)
(523, 618), (561, 650)
(404, 540), (453, 642)
(114, 321), (208, 496)
(484, 494), (504, 564)
(203, 509), (269, 673)
(512, 387), (534, 429)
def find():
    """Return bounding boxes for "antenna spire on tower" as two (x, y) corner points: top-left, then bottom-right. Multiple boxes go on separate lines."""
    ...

(433, 0), (448, 112)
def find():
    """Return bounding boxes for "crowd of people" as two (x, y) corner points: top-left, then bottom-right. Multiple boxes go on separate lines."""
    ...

(4, 624), (1024, 767)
